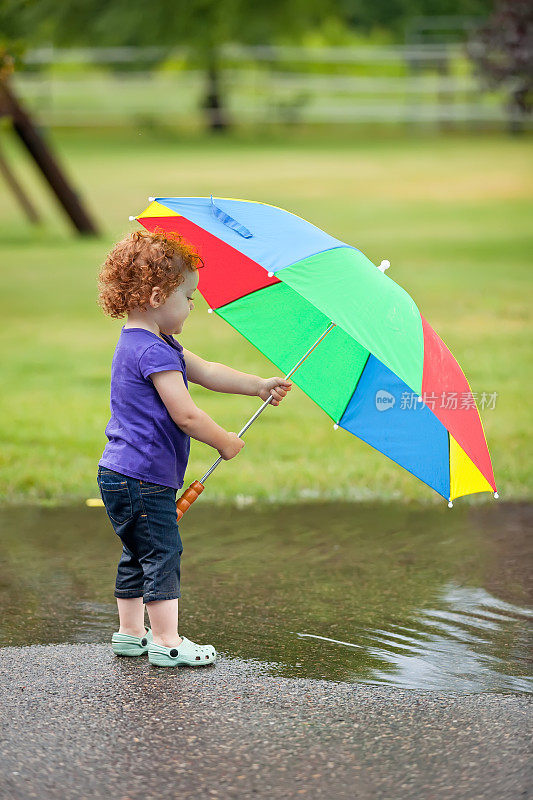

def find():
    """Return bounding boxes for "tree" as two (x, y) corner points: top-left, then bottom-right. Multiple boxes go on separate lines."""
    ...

(336, 0), (494, 37)
(467, 0), (532, 133)
(2, 0), (337, 131)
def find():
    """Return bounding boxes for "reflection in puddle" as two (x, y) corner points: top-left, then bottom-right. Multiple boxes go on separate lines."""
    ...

(298, 582), (532, 693)
(0, 500), (531, 693)
(296, 633), (364, 650)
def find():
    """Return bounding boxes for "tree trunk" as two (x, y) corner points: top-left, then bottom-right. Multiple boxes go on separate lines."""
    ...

(508, 86), (528, 135)
(204, 52), (228, 133)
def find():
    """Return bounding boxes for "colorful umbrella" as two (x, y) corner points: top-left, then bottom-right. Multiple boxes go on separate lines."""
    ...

(131, 196), (498, 513)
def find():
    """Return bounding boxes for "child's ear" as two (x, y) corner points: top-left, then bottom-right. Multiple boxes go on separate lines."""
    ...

(149, 286), (162, 308)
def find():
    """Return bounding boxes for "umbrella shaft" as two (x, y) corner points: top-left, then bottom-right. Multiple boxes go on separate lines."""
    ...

(200, 322), (336, 484)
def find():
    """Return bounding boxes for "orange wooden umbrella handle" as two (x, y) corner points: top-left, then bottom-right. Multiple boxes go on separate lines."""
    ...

(176, 480), (204, 520)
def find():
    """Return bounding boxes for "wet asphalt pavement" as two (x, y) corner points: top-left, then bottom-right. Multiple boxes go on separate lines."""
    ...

(0, 644), (530, 800)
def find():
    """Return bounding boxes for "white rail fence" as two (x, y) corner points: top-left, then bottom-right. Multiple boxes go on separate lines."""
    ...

(11, 44), (526, 128)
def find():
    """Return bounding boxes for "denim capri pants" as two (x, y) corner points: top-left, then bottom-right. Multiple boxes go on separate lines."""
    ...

(97, 466), (183, 603)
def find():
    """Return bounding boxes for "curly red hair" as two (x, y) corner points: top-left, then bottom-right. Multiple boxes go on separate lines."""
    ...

(97, 229), (203, 319)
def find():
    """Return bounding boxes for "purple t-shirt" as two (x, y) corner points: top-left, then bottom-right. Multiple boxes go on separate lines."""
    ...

(99, 327), (190, 489)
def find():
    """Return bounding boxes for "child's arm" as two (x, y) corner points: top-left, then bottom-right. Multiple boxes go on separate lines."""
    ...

(182, 348), (292, 406)
(151, 370), (243, 459)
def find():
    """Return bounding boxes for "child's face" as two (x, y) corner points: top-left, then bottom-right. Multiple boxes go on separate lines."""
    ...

(152, 269), (199, 336)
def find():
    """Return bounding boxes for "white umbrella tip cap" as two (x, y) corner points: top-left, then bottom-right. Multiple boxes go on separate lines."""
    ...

(128, 216), (136, 221)
(148, 197), (156, 202)
(448, 501), (453, 508)
(494, 492), (499, 499)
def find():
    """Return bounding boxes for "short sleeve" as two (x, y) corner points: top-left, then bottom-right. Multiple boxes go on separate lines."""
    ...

(138, 341), (184, 381)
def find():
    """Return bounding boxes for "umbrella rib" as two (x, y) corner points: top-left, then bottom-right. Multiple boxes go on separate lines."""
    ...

(199, 322), (336, 484)
(334, 351), (371, 427)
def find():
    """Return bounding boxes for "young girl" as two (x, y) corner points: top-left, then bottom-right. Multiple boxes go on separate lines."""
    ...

(96, 229), (292, 668)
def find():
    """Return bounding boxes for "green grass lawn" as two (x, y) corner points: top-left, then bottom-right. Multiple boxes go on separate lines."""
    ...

(0, 127), (531, 507)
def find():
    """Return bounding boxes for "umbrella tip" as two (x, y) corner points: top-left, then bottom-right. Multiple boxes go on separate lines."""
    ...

(148, 197), (156, 202)
(128, 216), (136, 221)
(268, 271), (274, 278)
(207, 308), (213, 314)
(378, 260), (390, 273)
(333, 423), (339, 430)
(448, 500), (453, 508)
(494, 492), (499, 499)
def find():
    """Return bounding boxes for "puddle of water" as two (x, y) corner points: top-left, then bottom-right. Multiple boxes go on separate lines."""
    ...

(0, 500), (531, 693)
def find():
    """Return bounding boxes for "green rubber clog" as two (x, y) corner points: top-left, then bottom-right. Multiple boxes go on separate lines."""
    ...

(112, 628), (153, 656)
(148, 636), (217, 667)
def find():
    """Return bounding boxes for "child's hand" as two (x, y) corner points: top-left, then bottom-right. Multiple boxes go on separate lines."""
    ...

(218, 431), (245, 460)
(258, 377), (293, 406)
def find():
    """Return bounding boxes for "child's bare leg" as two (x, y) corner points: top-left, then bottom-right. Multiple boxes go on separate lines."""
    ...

(117, 597), (146, 637)
(146, 599), (183, 648)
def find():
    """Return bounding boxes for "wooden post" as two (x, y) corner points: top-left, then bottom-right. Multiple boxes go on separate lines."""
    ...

(0, 139), (40, 223)
(0, 78), (99, 235)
